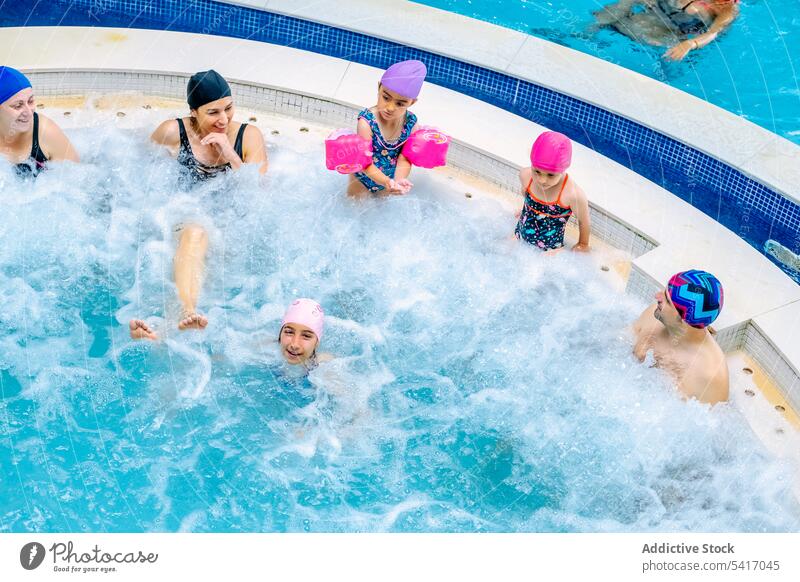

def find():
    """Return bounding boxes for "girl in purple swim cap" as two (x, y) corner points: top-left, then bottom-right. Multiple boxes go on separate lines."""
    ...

(347, 60), (426, 197)
(514, 131), (592, 253)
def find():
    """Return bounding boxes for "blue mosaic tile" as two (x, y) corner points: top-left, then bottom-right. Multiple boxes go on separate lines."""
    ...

(1, 0), (798, 281)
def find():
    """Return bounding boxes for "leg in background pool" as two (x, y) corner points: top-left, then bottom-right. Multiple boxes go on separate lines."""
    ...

(174, 224), (209, 331)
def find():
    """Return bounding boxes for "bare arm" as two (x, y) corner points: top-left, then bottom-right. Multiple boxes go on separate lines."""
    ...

(664, 5), (739, 60)
(39, 115), (80, 163)
(150, 119), (181, 156)
(356, 116), (392, 189)
(516, 167), (532, 218)
(393, 122), (417, 182)
(242, 124), (269, 175)
(569, 184), (591, 251)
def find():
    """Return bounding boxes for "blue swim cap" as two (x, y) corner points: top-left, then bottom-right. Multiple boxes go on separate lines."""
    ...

(0, 66), (32, 105)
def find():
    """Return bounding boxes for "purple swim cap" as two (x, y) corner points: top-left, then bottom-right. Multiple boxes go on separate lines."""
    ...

(0, 66), (32, 105)
(530, 131), (572, 173)
(380, 60), (427, 100)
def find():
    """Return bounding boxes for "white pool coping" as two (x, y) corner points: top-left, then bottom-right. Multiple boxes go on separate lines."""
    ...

(2, 25), (799, 408)
(221, 0), (800, 204)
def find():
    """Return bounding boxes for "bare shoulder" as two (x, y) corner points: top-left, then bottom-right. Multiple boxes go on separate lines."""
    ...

(151, 118), (181, 146)
(36, 113), (79, 162)
(564, 178), (588, 206)
(686, 339), (729, 404)
(317, 352), (335, 364)
(36, 113), (66, 139)
(518, 166), (532, 187)
(356, 115), (373, 137)
(242, 122), (265, 145)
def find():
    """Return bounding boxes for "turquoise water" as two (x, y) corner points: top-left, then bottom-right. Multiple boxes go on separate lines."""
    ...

(1, 111), (798, 532)
(415, 0), (800, 145)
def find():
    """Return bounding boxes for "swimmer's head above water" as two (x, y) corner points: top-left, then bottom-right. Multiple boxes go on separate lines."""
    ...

(530, 131), (572, 189)
(279, 299), (325, 366)
(375, 60), (426, 124)
(0, 66), (34, 134)
(186, 69), (235, 135)
(655, 269), (724, 329)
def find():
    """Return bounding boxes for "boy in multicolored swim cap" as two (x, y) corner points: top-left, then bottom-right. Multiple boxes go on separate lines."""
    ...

(632, 269), (728, 404)
(348, 60), (425, 197)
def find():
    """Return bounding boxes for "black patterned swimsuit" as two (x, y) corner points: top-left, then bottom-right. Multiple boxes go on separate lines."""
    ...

(176, 118), (247, 182)
(14, 112), (48, 177)
(515, 175), (573, 250)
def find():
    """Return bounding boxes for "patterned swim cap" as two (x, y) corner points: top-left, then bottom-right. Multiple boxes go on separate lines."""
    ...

(667, 270), (724, 328)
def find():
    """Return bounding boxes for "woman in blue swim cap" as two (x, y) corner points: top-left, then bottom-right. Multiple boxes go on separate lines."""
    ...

(0, 66), (79, 175)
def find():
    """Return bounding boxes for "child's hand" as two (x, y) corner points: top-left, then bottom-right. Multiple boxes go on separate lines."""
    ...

(572, 242), (590, 253)
(387, 178), (413, 195)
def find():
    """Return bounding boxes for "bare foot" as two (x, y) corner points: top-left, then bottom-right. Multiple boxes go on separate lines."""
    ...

(129, 319), (159, 341)
(178, 312), (208, 331)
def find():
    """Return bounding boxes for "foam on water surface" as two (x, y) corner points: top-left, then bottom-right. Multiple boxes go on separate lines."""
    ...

(0, 103), (798, 532)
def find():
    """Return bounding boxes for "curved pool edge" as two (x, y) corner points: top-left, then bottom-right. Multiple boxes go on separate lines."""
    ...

(245, 0), (800, 204)
(3, 24), (799, 425)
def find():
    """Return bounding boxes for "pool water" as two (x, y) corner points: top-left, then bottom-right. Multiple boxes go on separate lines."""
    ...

(415, 0), (800, 145)
(1, 106), (798, 532)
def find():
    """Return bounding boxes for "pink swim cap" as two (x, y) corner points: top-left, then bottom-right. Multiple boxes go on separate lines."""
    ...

(380, 60), (427, 100)
(530, 131), (572, 173)
(282, 298), (324, 341)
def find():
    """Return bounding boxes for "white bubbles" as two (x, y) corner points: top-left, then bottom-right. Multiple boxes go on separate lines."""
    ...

(0, 110), (797, 532)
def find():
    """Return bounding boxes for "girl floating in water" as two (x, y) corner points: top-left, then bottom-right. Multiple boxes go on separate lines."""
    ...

(593, 1), (740, 60)
(0, 66), (79, 176)
(130, 298), (330, 369)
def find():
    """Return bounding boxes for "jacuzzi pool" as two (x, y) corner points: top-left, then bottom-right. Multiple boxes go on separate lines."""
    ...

(2, 0), (800, 539)
(1, 99), (798, 533)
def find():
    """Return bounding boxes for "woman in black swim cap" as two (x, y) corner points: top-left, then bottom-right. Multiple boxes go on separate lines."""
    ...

(151, 69), (268, 181)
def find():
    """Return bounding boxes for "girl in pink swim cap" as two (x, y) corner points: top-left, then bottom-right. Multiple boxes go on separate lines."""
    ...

(514, 131), (591, 253)
(278, 298), (327, 368)
(347, 60), (426, 197)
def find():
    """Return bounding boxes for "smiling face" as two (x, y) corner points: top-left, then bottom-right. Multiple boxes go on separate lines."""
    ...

(279, 323), (319, 366)
(191, 96), (234, 134)
(376, 84), (416, 123)
(0, 87), (35, 137)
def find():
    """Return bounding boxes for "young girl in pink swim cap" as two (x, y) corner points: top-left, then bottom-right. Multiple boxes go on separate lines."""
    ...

(278, 298), (329, 369)
(514, 131), (591, 252)
(347, 60), (425, 197)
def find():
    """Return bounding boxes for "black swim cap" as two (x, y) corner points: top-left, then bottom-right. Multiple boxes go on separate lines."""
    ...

(187, 69), (231, 110)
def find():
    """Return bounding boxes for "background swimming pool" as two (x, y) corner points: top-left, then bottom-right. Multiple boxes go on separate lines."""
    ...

(1, 107), (798, 532)
(415, 0), (800, 145)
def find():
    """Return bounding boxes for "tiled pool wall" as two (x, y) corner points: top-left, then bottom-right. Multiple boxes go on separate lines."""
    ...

(28, 68), (655, 260)
(3, 0), (798, 283)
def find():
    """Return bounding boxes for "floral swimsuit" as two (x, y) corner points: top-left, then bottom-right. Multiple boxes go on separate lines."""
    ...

(353, 108), (417, 193)
(515, 175), (573, 251)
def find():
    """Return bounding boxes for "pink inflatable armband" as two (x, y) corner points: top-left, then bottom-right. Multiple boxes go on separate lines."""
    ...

(325, 129), (373, 174)
(402, 126), (450, 168)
